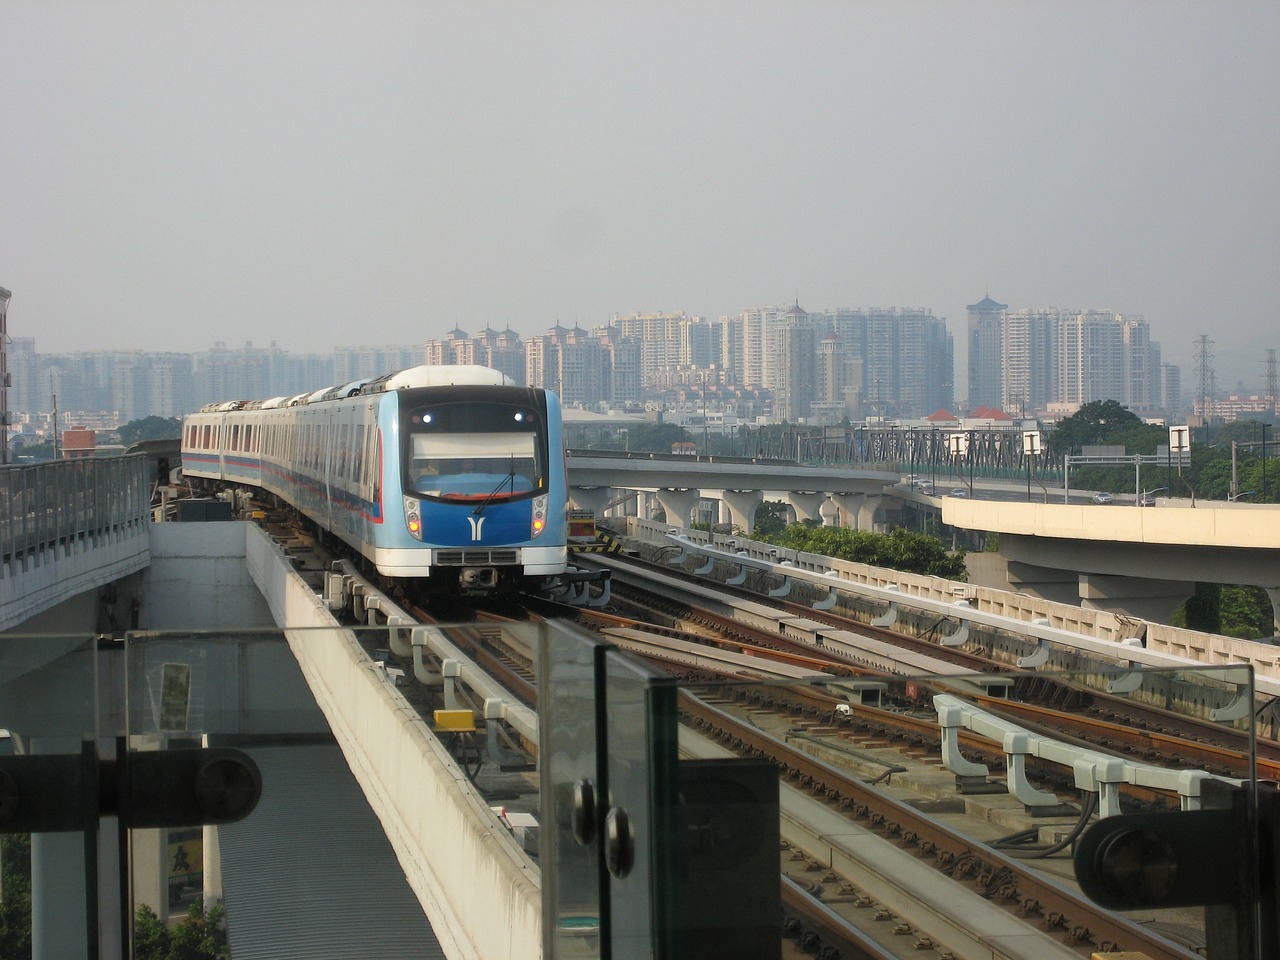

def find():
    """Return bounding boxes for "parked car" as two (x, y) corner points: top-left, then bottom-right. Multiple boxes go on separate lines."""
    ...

(1091, 491), (1113, 504)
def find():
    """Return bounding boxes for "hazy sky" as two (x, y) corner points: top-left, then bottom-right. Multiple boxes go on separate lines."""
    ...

(3, 2), (1277, 391)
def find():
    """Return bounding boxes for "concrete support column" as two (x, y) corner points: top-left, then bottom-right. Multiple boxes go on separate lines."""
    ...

(1267, 587), (1280, 636)
(857, 495), (882, 531)
(720, 489), (764, 534)
(1004, 560), (1081, 607)
(652, 488), (700, 528)
(827, 493), (864, 529)
(1078, 574), (1196, 623)
(784, 491), (826, 525)
(568, 486), (611, 516)
(819, 496), (840, 527)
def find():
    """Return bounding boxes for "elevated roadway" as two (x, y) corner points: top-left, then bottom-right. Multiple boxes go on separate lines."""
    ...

(939, 496), (1280, 627)
(566, 449), (897, 531)
(565, 451), (1280, 629)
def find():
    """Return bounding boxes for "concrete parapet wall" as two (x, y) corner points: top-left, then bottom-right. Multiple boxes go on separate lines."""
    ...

(145, 522), (274, 629)
(244, 525), (540, 960)
(942, 498), (1280, 549)
(0, 520), (149, 631)
(627, 518), (1280, 683)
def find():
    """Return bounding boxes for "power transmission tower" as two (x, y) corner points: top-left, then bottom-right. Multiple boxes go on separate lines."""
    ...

(1194, 335), (1215, 426)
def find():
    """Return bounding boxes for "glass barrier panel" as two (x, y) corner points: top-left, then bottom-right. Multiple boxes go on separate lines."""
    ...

(638, 663), (1262, 960)
(538, 623), (609, 959)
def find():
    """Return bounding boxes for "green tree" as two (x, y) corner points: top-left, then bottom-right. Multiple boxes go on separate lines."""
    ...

(1218, 586), (1277, 639)
(133, 900), (228, 960)
(1179, 582), (1223, 634)
(765, 523), (967, 579)
(626, 422), (695, 454)
(751, 501), (789, 539)
(119, 416), (182, 446)
(167, 901), (228, 960)
(1049, 399), (1162, 458)
(0, 835), (32, 960)
(134, 904), (169, 960)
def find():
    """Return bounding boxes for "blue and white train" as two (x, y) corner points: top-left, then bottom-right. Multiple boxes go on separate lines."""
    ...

(181, 365), (569, 597)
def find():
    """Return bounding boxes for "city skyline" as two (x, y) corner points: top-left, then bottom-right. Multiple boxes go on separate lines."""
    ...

(11, 300), (1273, 437)
(2, 3), (1276, 391)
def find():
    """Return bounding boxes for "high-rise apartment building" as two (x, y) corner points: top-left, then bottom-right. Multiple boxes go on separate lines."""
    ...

(816, 307), (953, 418)
(813, 334), (863, 424)
(976, 301), (1171, 417)
(772, 304), (817, 422)
(967, 295), (1007, 409)
(613, 311), (712, 388)
(1001, 310), (1054, 415)
(524, 325), (609, 407)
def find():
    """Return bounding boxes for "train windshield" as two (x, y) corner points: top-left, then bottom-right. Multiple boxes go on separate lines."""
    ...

(404, 402), (545, 502)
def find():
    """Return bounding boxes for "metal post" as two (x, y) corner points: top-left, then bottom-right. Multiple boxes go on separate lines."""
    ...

(1231, 441), (1239, 501)
(968, 430), (974, 495)
(0, 286), (10, 465)
(1264, 424), (1269, 503)
(931, 427), (937, 490)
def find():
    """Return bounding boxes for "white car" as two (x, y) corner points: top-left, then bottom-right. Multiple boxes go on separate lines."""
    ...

(1092, 491), (1113, 504)
(949, 487), (968, 498)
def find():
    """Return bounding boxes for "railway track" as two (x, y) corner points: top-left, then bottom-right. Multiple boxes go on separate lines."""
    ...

(580, 552), (1277, 784)
(256, 513), (1233, 959)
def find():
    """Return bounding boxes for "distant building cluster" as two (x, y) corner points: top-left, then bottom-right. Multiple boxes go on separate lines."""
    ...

(9, 296), (1273, 451)
(426, 305), (954, 427)
(966, 297), (1182, 419)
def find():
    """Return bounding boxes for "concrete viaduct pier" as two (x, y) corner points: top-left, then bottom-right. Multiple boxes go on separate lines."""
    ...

(565, 450), (894, 532)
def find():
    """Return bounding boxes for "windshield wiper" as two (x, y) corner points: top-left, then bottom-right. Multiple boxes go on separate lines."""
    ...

(472, 459), (516, 516)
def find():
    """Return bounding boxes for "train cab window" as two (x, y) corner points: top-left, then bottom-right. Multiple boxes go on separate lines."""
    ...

(404, 402), (545, 502)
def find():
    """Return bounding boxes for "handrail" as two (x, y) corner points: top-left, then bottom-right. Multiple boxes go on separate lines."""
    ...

(0, 455), (151, 565)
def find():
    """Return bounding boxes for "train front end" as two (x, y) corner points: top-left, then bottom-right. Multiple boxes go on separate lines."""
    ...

(386, 381), (568, 595)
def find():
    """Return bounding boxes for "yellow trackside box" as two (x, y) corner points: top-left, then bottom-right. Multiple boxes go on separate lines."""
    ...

(433, 709), (477, 732)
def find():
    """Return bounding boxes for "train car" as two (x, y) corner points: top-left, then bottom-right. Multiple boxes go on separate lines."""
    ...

(181, 365), (568, 597)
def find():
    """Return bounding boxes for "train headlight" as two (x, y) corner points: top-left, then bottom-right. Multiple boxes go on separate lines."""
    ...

(531, 494), (548, 539)
(403, 496), (423, 541)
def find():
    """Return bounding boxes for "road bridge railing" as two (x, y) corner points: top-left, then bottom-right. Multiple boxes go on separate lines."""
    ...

(933, 693), (1239, 816)
(0, 455), (152, 630)
(0, 455), (150, 567)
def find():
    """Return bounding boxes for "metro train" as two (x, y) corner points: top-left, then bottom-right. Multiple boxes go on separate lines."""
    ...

(181, 365), (569, 597)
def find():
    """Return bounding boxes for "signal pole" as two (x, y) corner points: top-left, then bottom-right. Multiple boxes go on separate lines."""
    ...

(0, 286), (10, 464)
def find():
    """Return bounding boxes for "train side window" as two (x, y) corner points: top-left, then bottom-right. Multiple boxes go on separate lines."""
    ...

(337, 424), (350, 480)
(353, 424), (365, 485)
